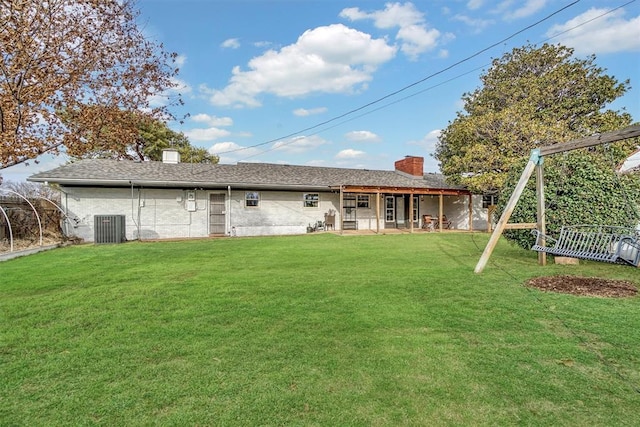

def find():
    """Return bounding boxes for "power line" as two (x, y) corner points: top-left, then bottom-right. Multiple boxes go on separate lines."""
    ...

(239, 64), (489, 160)
(540, 0), (636, 43)
(216, 0), (584, 157)
(253, 0), (636, 160)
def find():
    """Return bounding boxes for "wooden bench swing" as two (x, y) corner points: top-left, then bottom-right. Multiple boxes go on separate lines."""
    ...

(475, 125), (640, 273)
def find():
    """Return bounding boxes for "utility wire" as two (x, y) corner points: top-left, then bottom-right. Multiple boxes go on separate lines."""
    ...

(539, 0), (636, 43)
(239, 64), (488, 160)
(240, 0), (635, 160)
(217, 0), (583, 157)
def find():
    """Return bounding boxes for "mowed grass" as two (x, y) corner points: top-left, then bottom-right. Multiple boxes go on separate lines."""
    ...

(1, 233), (639, 426)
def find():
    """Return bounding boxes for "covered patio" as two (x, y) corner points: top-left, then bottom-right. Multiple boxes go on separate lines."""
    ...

(334, 184), (474, 234)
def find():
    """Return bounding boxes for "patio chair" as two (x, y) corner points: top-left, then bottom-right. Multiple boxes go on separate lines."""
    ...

(324, 210), (336, 230)
(439, 215), (452, 230)
(422, 215), (435, 231)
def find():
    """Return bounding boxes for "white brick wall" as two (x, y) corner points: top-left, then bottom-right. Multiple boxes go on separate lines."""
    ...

(62, 187), (210, 242)
(60, 186), (486, 241)
(228, 190), (340, 237)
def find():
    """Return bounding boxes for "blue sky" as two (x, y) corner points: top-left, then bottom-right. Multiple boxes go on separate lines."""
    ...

(3, 0), (640, 182)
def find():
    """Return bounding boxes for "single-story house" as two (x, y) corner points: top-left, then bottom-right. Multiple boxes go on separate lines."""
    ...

(28, 152), (491, 242)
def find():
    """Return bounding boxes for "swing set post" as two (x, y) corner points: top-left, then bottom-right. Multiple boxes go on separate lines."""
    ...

(474, 150), (542, 273)
(535, 157), (547, 266)
(474, 125), (640, 274)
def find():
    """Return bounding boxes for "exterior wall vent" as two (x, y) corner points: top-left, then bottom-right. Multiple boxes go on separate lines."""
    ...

(94, 215), (126, 244)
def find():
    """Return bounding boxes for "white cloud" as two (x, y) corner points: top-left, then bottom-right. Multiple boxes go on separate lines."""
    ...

(184, 127), (231, 142)
(340, 2), (444, 60)
(184, 113), (233, 142)
(452, 15), (494, 33)
(344, 130), (381, 142)
(546, 8), (640, 54)
(341, 2), (423, 28)
(339, 7), (369, 22)
(272, 135), (329, 154)
(208, 24), (396, 108)
(397, 25), (441, 59)
(174, 55), (187, 68)
(335, 148), (365, 159)
(407, 129), (442, 172)
(191, 113), (233, 127)
(209, 141), (242, 154)
(467, 0), (484, 10)
(208, 141), (263, 164)
(221, 38), (241, 49)
(293, 107), (327, 117)
(407, 129), (441, 151)
(497, 0), (546, 20)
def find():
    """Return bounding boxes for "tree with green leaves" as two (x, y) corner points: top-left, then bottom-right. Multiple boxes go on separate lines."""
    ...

(435, 43), (635, 195)
(133, 118), (219, 164)
(71, 115), (219, 164)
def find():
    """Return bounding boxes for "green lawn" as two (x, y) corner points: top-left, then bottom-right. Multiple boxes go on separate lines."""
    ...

(1, 233), (639, 426)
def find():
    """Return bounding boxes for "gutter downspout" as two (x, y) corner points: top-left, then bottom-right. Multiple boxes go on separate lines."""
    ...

(339, 185), (344, 235)
(130, 182), (141, 241)
(227, 185), (232, 236)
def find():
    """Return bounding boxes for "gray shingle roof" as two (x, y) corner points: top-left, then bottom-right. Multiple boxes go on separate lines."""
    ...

(28, 159), (466, 192)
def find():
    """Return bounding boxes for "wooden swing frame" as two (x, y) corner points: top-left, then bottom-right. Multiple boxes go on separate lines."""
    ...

(475, 125), (640, 273)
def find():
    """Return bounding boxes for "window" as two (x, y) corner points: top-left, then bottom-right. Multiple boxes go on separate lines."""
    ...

(482, 194), (498, 209)
(303, 193), (319, 208)
(245, 191), (260, 207)
(357, 195), (370, 208)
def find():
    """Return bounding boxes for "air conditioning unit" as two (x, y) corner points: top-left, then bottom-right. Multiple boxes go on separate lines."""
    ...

(94, 215), (126, 244)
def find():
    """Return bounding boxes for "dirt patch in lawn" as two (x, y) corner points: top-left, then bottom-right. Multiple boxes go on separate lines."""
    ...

(526, 275), (638, 298)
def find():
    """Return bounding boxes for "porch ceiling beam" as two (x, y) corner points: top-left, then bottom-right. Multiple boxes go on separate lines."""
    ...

(334, 185), (470, 196)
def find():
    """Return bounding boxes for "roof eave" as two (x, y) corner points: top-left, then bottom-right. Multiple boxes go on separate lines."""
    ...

(28, 176), (335, 191)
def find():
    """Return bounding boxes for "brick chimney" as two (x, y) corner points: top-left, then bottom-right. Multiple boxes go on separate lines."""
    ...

(394, 156), (424, 177)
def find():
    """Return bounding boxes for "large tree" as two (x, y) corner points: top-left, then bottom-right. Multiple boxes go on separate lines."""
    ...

(70, 115), (219, 164)
(435, 43), (635, 195)
(0, 0), (180, 169)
